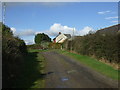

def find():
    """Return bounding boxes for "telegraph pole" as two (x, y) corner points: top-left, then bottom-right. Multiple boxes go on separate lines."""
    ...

(73, 28), (75, 37)
(3, 2), (6, 25)
(71, 28), (75, 51)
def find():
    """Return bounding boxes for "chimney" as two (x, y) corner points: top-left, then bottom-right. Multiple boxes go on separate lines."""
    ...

(59, 32), (61, 34)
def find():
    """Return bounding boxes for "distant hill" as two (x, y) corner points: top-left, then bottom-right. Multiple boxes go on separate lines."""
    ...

(96, 24), (120, 35)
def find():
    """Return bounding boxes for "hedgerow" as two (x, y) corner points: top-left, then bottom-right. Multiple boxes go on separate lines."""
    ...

(2, 23), (27, 88)
(63, 24), (120, 63)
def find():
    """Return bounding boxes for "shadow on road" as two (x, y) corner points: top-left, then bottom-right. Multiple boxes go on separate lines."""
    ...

(15, 52), (44, 88)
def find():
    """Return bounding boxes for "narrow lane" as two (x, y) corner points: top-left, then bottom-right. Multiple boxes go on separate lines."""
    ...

(42, 51), (118, 88)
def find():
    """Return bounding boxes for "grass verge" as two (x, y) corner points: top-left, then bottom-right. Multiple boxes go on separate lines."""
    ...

(28, 48), (49, 52)
(15, 49), (46, 88)
(57, 50), (119, 80)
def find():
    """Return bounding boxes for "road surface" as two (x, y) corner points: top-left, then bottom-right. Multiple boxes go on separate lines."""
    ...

(42, 51), (118, 88)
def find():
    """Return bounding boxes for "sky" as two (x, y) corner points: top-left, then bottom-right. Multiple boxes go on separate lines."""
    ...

(1, 2), (119, 45)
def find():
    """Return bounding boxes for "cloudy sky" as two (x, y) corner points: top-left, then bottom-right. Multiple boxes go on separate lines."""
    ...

(2, 2), (118, 44)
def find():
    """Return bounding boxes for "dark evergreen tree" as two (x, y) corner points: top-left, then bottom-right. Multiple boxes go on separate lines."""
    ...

(34, 33), (51, 44)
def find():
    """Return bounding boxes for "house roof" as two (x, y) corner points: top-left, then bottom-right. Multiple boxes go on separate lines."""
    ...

(64, 34), (71, 38)
(53, 33), (71, 40)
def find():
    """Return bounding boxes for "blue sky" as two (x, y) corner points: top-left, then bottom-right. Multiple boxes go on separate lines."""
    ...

(2, 2), (118, 44)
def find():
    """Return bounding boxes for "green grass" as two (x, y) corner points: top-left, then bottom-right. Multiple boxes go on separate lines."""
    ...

(30, 52), (45, 88)
(15, 49), (46, 88)
(57, 50), (119, 80)
(28, 48), (49, 52)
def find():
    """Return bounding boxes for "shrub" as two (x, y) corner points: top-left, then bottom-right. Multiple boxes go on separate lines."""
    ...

(48, 42), (61, 49)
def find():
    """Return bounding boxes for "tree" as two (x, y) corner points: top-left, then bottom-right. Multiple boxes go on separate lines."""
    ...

(34, 33), (51, 44)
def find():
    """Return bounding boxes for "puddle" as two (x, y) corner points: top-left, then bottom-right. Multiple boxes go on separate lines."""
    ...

(40, 72), (54, 78)
(61, 77), (69, 81)
(47, 72), (54, 75)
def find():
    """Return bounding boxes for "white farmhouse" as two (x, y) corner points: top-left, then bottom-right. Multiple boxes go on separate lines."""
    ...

(53, 32), (71, 43)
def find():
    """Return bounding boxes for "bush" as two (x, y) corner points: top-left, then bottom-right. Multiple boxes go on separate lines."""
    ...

(48, 42), (61, 49)
(27, 44), (43, 49)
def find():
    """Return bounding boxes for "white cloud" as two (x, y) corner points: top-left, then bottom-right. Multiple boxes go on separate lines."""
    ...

(105, 16), (118, 20)
(78, 26), (94, 36)
(10, 27), (36, 37)
(45, 23), (94, 36)
(46, 23), (75, 36)
(15, 29), (36, 36)
(10, 27), (16, 34)
(98, 10), (110, 15)
(111, 20), (118, 23)
(10, 27), (35, 45)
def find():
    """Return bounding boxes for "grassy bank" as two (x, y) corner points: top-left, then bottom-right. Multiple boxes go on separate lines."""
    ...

(58, 50), (119, 80)
(15, 49), (46, 88)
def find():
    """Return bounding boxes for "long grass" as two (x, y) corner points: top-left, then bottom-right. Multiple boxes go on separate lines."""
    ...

(58, 50), (119, 80)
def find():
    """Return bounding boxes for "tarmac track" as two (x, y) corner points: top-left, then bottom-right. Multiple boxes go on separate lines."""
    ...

(42, 51), (118, 88)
